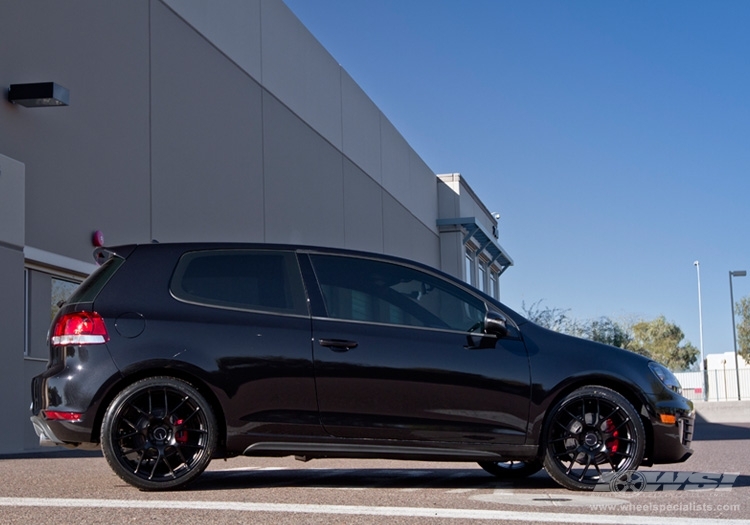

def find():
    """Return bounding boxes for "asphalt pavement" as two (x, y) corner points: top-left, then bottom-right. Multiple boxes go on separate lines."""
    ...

(0, 417), (748, 524)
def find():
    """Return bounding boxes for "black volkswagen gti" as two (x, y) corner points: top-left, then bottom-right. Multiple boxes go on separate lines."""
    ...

(31, 243), (694, 491)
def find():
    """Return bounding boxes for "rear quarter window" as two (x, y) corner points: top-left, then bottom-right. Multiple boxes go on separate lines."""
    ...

(65, 256), (125, 305)
(170, 250), (308, 316)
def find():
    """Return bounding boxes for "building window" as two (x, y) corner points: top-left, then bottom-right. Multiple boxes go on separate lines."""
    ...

(464, 249), (475, 287)
(478, 261), (486, 293)
(51, 277), (78, 319)
(25, 269), (80, 358)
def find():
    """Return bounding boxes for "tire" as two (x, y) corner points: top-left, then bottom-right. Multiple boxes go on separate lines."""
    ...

(478, 459), (543, 479)
(101, 376), (217, 491)
(542, 386), (645, 491)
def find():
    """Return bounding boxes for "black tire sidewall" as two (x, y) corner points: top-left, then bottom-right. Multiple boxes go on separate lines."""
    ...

(542, 386), (645, 491)
(101, 376), (217, 491)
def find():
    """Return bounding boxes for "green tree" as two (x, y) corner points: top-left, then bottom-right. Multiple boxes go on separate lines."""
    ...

(575, 317), (633, 350)
(629, 315), (698, 371)
(520, 302), (696, 370)
(521, 300), (578, 333)
(735, 296), (750, 363)
(522, 302), (631, 348)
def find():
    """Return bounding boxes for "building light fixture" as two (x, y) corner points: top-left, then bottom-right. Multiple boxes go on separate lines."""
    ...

(7, 82), (69, 107)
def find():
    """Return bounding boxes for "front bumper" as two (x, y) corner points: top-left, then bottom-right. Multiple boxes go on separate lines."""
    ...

(648, 397), (695, 464)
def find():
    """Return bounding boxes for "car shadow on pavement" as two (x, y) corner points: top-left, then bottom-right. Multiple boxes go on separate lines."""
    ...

(191, 465), (750, 492)
(692, 415), (750, 440)
(0, 449), (103, 460)
(191, 466), (560, 492)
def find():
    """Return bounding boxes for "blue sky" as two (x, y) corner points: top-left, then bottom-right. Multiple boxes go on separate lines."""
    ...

(284, 0), (750, 364)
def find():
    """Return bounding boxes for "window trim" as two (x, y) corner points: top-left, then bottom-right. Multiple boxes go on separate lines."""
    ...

(310, 313), (492, 338)
(24, 246), (97, 277)
(23, 268), (29, 357)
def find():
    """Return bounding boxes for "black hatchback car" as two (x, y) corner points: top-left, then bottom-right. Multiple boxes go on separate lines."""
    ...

(31, 243), (693, 491)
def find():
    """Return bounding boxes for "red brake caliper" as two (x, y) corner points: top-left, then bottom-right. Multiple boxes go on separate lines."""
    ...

(174, 419), (188, 444)
(604, 418), (619, 454)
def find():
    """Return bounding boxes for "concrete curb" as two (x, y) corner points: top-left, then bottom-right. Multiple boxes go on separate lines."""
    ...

(693, 400), (750, 424)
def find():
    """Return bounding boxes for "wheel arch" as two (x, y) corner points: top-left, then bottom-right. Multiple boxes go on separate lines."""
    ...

(91, 367), (228, 456)
(531, 375), (654, 461)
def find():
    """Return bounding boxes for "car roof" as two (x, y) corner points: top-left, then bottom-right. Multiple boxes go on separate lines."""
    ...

(94, 241), (526, 325)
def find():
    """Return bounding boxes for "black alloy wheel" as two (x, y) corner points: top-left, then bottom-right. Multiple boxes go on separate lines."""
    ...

(101, 377), (217, 491)
(542, 386), (645, 491)
(478, 459), (544, 479)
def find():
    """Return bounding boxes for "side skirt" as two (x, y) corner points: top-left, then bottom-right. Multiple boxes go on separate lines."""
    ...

(242, 441), (538, 462)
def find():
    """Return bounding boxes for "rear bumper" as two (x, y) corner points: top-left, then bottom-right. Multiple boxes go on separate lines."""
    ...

(30, 343), (122, 447)
(30, 414), (64, 447)
(29, 414), (99, 450)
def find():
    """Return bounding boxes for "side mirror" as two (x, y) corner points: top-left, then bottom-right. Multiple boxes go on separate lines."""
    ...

(484, 310), (508, 338)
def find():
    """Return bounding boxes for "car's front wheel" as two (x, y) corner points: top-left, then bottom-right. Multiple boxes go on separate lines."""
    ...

(101, 376), (217, 491)
(542, 386), (645, 491)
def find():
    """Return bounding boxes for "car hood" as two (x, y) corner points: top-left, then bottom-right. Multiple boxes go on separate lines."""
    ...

(518, 321), (664, 398)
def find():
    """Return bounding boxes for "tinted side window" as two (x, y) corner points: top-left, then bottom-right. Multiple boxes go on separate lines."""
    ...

(171, 250), (308, 315)
(66, 256), (125, 305)
(310, 254), (485, 331)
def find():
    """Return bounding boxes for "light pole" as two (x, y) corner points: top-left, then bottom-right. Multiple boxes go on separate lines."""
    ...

(694, 261), (706, 400)
(729, 270), (746, 401)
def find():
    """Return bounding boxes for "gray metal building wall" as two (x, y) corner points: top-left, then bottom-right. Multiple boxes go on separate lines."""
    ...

(0, 154), (26, 453)
(0, 0), (441, 454)
(0, 0), (507, 454)
(0, 0), (440, 263)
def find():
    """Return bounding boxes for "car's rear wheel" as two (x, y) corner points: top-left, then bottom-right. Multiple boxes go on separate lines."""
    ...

(101, 376), (217, 491)
(478, 459), (543, 479)
(542, 386), (645, 491)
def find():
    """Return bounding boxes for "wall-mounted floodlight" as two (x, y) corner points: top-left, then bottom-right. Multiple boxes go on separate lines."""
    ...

(8, 82), (69, 107)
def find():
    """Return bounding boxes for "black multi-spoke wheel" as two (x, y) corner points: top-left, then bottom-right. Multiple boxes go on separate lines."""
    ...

(542, 386), (645, 491)
(101, 377), (217, 491)
(478, 459), (544, 479)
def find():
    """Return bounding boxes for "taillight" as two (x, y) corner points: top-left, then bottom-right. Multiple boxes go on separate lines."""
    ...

(51, 312), (109, 346)
(43, 410), (82, 422)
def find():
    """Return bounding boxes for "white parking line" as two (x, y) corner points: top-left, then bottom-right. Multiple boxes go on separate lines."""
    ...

(0, 497), (747, 524)
(470, 490), (630, 508)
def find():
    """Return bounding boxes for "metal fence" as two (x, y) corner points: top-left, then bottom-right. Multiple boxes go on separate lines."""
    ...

(675, 368), (750, 401)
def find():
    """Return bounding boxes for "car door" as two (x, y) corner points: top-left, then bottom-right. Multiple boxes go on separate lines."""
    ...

(165, 248), (321, 440)
(303, 252), (531, 444)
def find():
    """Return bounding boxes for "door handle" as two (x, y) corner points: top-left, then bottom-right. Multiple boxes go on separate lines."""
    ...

(319, 338), (358, 352)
